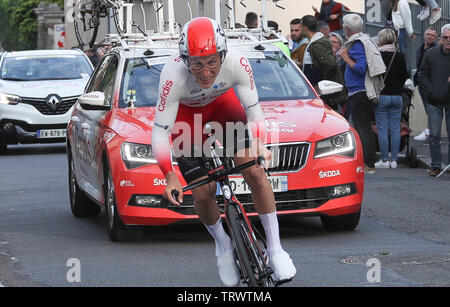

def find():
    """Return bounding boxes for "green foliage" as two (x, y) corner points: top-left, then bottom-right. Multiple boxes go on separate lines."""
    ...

(0, 0), (64, 51)
(0, 0), (15, 50)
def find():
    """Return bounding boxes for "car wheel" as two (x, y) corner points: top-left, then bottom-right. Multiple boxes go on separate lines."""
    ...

(320, 209), (361, 231)
(68, 153), (100, 217)
(104, 164), (136, 242)
(0, 143), (7, 155)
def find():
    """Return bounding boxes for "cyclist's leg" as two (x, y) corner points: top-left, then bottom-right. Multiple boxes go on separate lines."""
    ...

(176, 155), (239, 286)
(234, 151), (275, 213)
(234, 150), (296, 281)
(171, 102), (223, 226)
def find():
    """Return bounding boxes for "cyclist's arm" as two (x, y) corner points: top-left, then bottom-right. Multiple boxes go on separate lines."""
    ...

(151, 60), (182, 177)
(232, 54), (267, 145)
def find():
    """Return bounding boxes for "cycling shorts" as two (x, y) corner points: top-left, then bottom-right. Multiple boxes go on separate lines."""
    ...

(172, 88), (251, 183)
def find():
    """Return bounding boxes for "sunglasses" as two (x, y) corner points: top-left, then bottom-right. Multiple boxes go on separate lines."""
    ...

(189, 57), (221, 72)
(442, 36), (450, 40)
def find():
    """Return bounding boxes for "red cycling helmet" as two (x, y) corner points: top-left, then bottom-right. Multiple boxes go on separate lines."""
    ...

(179, 17), (227, 65)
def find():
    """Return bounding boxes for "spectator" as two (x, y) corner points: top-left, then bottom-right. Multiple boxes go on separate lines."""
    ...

(85, 48), (99, 67)
(416, 0), (441, 24)
(329, 32), (344, 57)
(374, 28), (408, 169)
(245, 12), (258, 28)
(338, 13), (379, 174)
(389, 0), (415, 55)
(302, 15), (346, 110)
(414, 27), (437, 142)
(329, 32), (349, 116)
(95, 44), (109, 60)
(418, 24), (450, 177)
(289, 18), (309, 68)
(329, 32), (346, 82)
(313, 0), (347, 34)
(267, 20), (290, 56)
(316, 20), (330, 37)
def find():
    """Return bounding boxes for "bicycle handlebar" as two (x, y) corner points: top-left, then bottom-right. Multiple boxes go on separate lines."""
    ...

(173, 155), (268, 197)
(171, 189), (180, 202)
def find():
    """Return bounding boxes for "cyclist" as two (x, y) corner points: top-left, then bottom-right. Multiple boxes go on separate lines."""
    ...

(152, 17), (296, 286)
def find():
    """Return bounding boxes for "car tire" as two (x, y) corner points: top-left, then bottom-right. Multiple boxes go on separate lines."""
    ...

(104, 163), (137, 242)
(0, 143), (7, 155)
(408, 147), (418, 168)
(320, 209), (361, 231)
(68, 152), (101, 217)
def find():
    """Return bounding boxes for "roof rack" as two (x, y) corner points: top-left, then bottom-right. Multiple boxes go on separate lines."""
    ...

(101, 31), (179, 52)
(225, 27), (288, 49)
(98, 0), (287, 52)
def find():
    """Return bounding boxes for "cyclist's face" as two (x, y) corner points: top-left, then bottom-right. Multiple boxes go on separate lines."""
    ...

(188, 53), (221, 89)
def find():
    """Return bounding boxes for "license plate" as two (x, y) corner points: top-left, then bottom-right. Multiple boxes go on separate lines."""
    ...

(218, 176), (288, 195)
(37, 129), (66, 139)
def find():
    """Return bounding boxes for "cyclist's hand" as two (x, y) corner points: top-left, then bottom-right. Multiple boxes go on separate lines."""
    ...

(251, 140), (271, 169)
(164, 172), (183, 206)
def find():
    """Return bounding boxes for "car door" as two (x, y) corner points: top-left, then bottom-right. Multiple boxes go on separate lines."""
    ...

(75, 54), (119, 202)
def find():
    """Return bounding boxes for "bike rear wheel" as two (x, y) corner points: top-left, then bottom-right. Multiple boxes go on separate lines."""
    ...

(111, 4), (125, 35)
(73, 0), (100, 49)
(226, 203), (272, 287)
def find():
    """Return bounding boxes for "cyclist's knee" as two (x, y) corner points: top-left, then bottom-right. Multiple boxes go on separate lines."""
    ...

(192, 184), (217, 207)
(242, 166), (267, 189)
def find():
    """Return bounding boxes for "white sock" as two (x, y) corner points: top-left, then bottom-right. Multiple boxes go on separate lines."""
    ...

(259, 211), (284, 256)
(204, 218), (233, 257)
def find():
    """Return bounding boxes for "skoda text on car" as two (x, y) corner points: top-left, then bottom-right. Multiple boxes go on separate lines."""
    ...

(0, 49), (94, 152)
(66, 32), (364, 241)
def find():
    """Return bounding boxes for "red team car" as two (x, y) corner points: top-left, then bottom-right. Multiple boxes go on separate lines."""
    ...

(66, 33), (364, 241)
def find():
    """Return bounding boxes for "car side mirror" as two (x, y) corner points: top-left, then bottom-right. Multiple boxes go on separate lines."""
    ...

(318, 80), (344, 97)
(78, 92), (110, 111)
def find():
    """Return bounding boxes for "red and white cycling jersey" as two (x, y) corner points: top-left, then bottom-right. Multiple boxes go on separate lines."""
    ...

(152, 49), (267, 176)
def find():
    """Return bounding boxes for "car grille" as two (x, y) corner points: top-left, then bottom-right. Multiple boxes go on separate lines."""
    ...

(20, 96), (78, 115)
(266, 143), (310, 172)
(228, 142), (310, 173)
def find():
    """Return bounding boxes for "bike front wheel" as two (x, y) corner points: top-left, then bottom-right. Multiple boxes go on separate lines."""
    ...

(226, 203), (272, 287)
(73, 0), (100, 49)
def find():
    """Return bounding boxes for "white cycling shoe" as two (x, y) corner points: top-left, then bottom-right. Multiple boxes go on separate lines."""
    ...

(217, 250), (240, 287)
(269, 251), (297, 281)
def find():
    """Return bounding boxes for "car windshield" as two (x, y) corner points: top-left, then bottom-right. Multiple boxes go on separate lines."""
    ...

(119, 51), (315, 109)
(0, 55), (93, 81)
(119, 57), (164, 108)
(246, 51), (315, 100)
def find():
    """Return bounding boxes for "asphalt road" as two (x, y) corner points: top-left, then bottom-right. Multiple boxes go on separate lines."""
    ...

(0, 143), (449, 287)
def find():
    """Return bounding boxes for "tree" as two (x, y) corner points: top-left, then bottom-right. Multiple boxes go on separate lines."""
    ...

(0, 0), (16, 50)
(0, 0), (64, 51)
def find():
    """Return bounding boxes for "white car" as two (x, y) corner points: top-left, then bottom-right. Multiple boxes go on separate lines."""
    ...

(0, 49), (94, 153)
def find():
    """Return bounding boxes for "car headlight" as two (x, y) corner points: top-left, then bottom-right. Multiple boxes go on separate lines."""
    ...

(0, 93), (21, 105)
(121, 142), (157, 169)
(314, 131), (355, 159)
